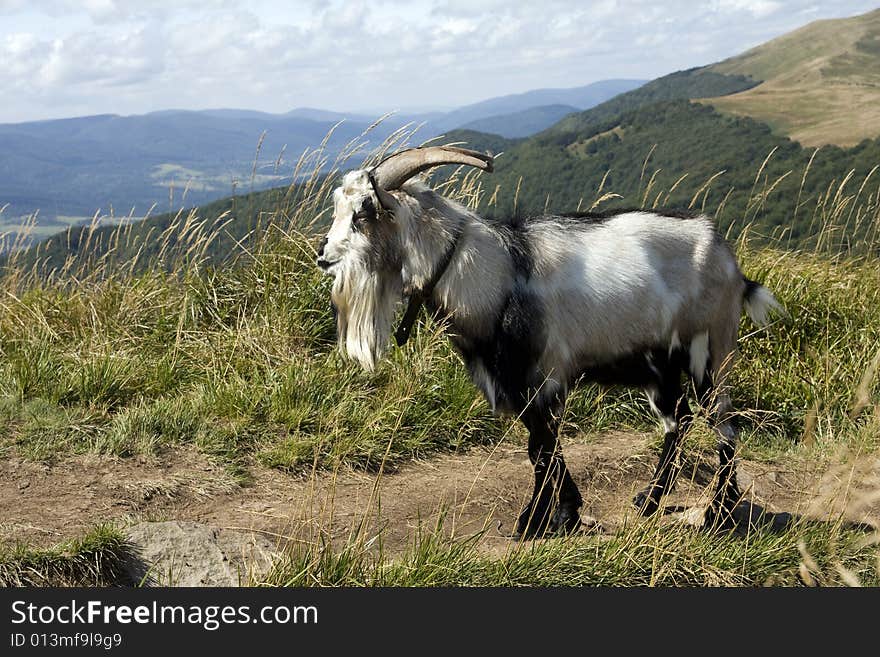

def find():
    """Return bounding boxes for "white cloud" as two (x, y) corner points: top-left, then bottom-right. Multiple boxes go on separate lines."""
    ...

(0, 0), (877, 122)
(39, 27), (163, 87)
(715, 0), (783, 19)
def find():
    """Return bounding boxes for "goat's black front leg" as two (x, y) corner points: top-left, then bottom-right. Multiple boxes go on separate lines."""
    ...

(633, 431), (680, 516)
(634, 378), (691, 517)
(516, 405), (582, 538)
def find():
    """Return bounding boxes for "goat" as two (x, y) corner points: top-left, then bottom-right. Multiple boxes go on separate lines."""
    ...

(316, 146), (782, 537)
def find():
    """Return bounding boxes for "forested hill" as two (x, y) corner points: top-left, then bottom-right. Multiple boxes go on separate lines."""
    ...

(545, 67), (758, 138)
(478, 67), (880, 242)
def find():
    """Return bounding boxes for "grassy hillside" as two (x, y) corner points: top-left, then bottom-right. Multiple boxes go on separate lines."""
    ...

(706, 8), (880, 146)
(2, 144), (879, 472)
(546, 68), (758, 136)
(463, 10), (880, 231)
(1, 141), (879, 586)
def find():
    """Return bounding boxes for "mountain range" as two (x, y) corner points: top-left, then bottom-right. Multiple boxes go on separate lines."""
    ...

(0, 78), (645, 231)
(7, 7), (880, 266)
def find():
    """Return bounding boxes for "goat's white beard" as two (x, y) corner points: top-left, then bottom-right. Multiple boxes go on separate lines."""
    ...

(331, 260), (403, 371)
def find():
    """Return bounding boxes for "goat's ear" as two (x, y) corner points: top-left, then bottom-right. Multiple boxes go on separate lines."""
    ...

(368, 172), (400, 215)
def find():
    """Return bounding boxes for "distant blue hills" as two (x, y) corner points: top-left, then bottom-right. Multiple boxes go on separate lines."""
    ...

(0, 79), (644, 223)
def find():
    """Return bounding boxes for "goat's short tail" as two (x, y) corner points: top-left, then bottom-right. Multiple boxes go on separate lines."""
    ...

(743, 278), (785, 326)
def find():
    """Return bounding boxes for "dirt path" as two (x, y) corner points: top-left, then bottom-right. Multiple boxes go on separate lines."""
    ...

(2, 431), (878, 556)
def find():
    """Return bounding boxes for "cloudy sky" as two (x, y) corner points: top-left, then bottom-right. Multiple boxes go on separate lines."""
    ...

(1, 0), (878, 123)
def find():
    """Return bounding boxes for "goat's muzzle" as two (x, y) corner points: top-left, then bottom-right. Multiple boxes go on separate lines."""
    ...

(316, 256), (336, 272)
(316, 237), (338, 272)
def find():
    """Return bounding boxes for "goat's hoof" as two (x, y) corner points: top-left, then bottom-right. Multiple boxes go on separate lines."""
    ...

(514, 501), (553, 539)
(633, 490), (660, 517)
(704, 486), (745, 531)
(515, 503), (581, 539)
(549, 505), (581, 535)
(703, 510), (736, 532)
(514, 515), (552, 540)
(703, 503), (739, 532)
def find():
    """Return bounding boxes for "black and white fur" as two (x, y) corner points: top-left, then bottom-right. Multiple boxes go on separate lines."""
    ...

(318, 169), (782, 536)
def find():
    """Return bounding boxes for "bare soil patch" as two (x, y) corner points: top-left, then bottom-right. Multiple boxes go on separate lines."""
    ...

(4, 431), (875, 562)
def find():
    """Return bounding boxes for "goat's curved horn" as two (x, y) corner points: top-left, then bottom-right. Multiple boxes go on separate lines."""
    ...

(371, 146), (494, 191)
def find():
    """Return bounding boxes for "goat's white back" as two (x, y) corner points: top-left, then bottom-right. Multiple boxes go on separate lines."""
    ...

(522, 212), (742, 391)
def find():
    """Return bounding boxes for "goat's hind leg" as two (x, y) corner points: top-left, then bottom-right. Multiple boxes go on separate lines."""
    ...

(704, 391), (744, 529)
(516, 404), (582, 538)
(698, 332), (745, 529)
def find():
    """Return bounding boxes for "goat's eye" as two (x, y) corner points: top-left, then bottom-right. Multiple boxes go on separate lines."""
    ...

(353, 204), (376, 226)
(353, 197), (376, 224)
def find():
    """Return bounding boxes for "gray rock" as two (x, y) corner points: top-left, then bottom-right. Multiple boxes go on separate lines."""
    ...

(124, 521), (280, 586)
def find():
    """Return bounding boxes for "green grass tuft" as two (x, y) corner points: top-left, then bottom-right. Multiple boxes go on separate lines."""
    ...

(262, 517), (880, 587)
(0, 525), (133, 587)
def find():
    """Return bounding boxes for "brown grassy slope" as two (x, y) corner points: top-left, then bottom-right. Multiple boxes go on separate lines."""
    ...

(701, 8), (880, 147)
